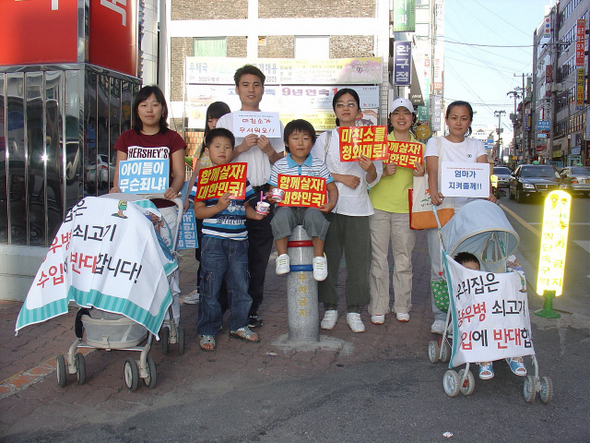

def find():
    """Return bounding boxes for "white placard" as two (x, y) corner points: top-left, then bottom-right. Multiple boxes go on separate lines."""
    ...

(233, 111), (282, 139)
(440, 162), (490, 198)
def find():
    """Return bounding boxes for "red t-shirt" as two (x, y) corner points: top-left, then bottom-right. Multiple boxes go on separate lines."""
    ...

(114, 129), (186, 206)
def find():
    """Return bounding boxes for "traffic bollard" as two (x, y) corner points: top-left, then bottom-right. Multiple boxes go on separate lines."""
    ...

(286, 225), (320, 342)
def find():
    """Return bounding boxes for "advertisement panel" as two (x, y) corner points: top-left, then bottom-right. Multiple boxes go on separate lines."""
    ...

(393, 41), (412, 86)
(576, 19), (586, 67)
(0, 0), (78, 65)
(393, 0), (415, 32)
(89, 0), (138, 76)
(576, 68), (585, 110)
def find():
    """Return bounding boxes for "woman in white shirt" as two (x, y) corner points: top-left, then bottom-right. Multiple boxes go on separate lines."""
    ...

(425, 100), (496, 335)
(310, 88), (382, 333)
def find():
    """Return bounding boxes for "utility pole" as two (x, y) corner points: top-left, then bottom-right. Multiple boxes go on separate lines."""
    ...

(494, 110), (506, 164)
(514, 73), (532, 161)
(507, 90), (520, 163)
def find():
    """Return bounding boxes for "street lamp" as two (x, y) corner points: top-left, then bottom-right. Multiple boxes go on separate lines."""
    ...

(494, 110), (506, 164)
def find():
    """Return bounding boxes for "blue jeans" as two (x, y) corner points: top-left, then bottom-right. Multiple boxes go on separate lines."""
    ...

(197, 236), (252, 335)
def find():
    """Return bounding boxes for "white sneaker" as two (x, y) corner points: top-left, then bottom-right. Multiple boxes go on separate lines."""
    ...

(312, 255), (328, 281)
(396, 312), (410, 322)
(276, 254), (290, 275)
(346, 313), (365, 333)
(182, 289), (200, 305)
(431, 319), (446, 334)
(320, 310), (338, 330)
(370, 314), (385, 325)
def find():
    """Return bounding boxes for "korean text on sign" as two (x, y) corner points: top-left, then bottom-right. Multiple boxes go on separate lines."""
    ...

(118, 159), (169, 193)
(277, 174), (327, 209)
(196, 162), (247, 201)
(384, 141), (423, 168)
(440, 162), (490, 198)
(233, 111), (282, 138)
(338, 125), (388, 162)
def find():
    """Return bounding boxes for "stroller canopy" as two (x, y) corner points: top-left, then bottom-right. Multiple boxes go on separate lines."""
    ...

(441, 200), (520, 271)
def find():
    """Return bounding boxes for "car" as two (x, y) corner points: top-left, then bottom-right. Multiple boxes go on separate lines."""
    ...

(86, 154), (115, 191)
(560, 166), (590, 197)
(492, 166), (512, 188)
(508, 164), (568, 203)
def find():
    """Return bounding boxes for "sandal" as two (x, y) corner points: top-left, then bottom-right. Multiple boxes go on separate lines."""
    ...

(478, 362), (494, 380)
(506, 357), (527, 376)
(199, 335), (216, 352)
(229, 326), (260, 343)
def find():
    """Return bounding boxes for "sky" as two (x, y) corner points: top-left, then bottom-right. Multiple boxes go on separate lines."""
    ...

(442, 0), (552, 135)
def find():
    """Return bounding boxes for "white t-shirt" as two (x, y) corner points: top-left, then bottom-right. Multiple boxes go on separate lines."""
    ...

(311, 128), (382, 217)
(425, 136), (488, 210)
(216, 112), (285, 187)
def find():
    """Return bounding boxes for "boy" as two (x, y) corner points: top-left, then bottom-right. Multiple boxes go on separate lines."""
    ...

(193, 128), (267, 351)
(267, 119), (338, 281)
(216, 64), (285, 329)
(454, 252), (527, 380)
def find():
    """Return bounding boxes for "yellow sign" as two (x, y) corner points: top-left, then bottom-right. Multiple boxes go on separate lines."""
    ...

(536, 190), (572, 296)
(490, 174), (498, 189)
(576, 68), (585, 108)
(415, 124), (431, 140)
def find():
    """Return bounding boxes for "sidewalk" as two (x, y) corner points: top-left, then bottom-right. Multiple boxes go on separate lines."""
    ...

(0, 230), (436, 433)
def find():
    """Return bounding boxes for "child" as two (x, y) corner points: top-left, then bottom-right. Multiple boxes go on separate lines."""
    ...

(454, 252), (527, 380)
(368, 98), (425, 325)
(193, 128), (267, 351)
(183, 101), (231, 305)
(267, 119), (338, 281)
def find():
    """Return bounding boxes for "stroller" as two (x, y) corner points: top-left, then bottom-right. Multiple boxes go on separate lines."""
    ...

(427, 200), (554, 404)
(16, 194), (184, 392)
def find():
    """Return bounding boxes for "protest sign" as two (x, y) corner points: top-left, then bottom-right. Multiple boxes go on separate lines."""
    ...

(277, 174), (327, 209)
(118, 159), (169, 193)
(444, 253), (535, 368)
(178, 208), (198, 250)
(440, 162), (490, 198)
(195, 163), (248, 201)
(338, 125), (389, 162)
(384, 141), (423, 168)
(233, 111), (282, 138)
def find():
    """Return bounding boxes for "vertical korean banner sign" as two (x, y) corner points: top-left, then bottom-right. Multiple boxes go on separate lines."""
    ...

(393, 0), (416, 32)
(393, 41), (412, 87)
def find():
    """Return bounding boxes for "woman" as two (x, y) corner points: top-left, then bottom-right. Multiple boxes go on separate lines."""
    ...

(310, 88), (382, 333)
(368, 98), (425, 325)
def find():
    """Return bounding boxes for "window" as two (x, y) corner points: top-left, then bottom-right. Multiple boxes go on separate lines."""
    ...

(193, 38), (227, 57)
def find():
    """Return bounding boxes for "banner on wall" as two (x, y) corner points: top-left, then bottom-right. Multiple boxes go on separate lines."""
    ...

(393, 0), (416, 32)
(393, 42), (412, 86)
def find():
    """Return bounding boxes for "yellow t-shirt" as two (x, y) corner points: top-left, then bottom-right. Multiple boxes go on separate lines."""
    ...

(369, 133), (424, 214)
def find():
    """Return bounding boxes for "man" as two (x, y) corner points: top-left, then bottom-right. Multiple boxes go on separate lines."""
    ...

(216, 64), (284, 328)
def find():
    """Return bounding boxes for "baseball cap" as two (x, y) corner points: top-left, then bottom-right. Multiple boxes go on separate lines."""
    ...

(389, 97), (415, 114)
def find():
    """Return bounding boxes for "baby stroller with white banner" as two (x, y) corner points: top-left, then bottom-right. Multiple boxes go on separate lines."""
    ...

(15, 194), (184, 392)
(427, 199), (554, 403)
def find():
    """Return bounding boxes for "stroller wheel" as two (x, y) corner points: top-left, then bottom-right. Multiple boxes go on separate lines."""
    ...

(124, 358), (139, 391)
(523, 375), (537, 403)
(144, 356), (157, 389)
(178, 326), (185, 355)
(443, 370), (461, 397)
(539, 376), (554, 404)
(458, 369), (475, 396)
(56, 355), (67, 388)
(75, 353), (86, 385)
(161, 327), (170, 355)
(440, 341), (451, 363)
(428, 341), (440, 364)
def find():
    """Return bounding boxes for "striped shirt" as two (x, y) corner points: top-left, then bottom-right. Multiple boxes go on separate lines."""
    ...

(194, 180), (255, 241)
(268, 153), (334, 187)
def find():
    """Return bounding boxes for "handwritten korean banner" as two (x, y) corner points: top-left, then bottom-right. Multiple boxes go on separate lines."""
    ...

(233, 111), (281, 138)
(384, 141), (423, 168)
(196, 163), (247, 201)
(338, 125), (389, 162)
(118, 159), (169, 193)
(277, 174), (327, 208)
(444, 253), (535, 368)
(440, 162), (490, 198)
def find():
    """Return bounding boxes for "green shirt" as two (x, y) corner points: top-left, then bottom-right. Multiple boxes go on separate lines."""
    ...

(369, 133), (424, 214)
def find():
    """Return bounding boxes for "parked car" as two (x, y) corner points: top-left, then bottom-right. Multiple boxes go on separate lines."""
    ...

(508, 164), (568, 203)
(86, 154), (115, 191)
(492, 166), (512, 188)
(560, 166), (590, 197)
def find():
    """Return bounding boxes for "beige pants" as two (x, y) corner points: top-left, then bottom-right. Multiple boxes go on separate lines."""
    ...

(369, 210), (415, 316)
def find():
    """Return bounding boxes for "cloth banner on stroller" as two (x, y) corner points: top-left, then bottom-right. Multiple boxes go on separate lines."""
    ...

(15, 196), (178, 338)
(443, 252), (535, 369)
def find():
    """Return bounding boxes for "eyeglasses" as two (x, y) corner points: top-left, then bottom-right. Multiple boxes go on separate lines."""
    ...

(335, 102), (357, 109)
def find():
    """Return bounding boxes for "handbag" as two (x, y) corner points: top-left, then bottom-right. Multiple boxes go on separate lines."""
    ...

(409, 137), (454, 230)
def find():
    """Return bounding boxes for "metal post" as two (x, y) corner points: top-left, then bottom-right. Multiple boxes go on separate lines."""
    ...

(286, 226), (320, 342)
